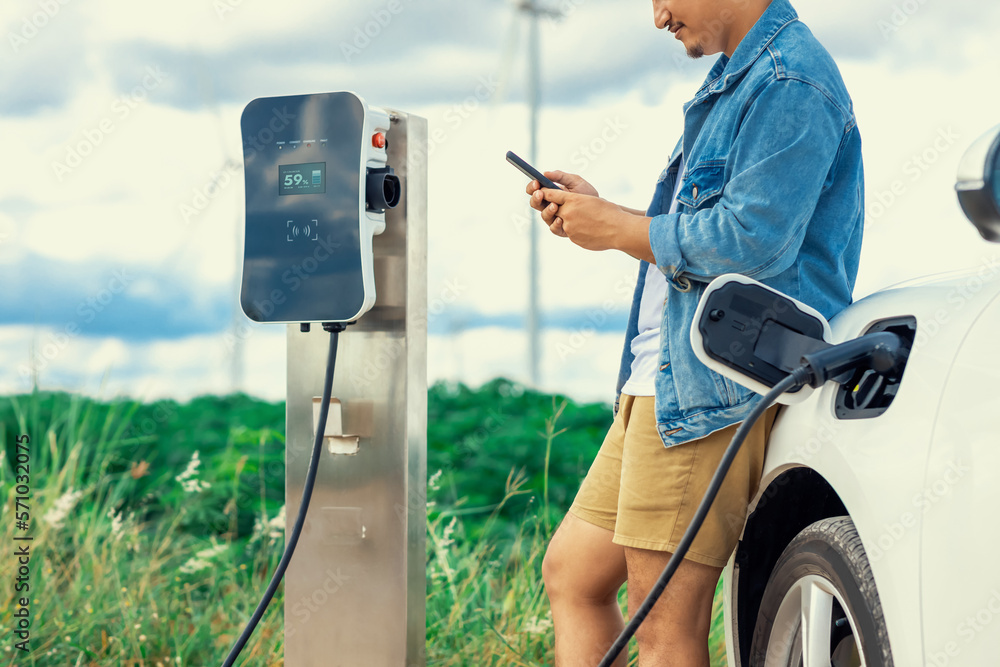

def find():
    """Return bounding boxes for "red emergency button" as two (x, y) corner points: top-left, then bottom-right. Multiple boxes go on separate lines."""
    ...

(372, 132), (386, 149)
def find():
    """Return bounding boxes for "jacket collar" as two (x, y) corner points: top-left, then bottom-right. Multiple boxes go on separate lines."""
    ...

(692, 0), (799, 100)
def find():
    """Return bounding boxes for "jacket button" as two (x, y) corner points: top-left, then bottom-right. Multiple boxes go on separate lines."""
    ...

(692, 185), (699, 199)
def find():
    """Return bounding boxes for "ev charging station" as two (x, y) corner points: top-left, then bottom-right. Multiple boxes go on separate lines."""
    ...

(239, 92), (427, 666)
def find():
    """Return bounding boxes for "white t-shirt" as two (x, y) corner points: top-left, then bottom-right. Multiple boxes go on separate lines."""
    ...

(620, 155), (685, 397)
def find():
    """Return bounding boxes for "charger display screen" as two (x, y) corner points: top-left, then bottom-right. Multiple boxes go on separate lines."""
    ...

(279, 162), (326, 196)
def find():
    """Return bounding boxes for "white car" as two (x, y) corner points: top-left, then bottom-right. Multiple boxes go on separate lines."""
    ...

(719, 125), (1000, 666)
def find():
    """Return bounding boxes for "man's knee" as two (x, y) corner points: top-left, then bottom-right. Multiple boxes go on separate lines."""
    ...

(543, 515), (626, 605)
(541, 541), (563, 592)
(542, 530), (580, 598)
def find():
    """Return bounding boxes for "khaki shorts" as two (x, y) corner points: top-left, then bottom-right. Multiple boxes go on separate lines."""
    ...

(568, 394), (779, 567)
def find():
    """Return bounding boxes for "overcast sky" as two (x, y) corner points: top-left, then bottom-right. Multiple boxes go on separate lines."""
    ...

(1, 0), (999, 403)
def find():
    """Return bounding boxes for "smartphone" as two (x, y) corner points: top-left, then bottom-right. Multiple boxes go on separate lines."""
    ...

(506, 150), (560, 192)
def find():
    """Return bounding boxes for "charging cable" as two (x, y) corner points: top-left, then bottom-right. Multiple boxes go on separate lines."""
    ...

(222, 322), (347, 667)
(597, 331), (905, 667)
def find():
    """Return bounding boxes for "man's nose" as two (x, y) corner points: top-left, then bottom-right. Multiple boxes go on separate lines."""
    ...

(652, 2), (671, 30)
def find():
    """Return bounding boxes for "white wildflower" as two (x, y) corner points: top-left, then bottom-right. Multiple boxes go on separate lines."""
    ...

(107, 508), (125, 542)
(250, 505), (286, 545)
(428, 469), (443, 492)
(42, 489), (84, 529)
(266, 505), (285, 540)
(524, 614), (553, 635)
(179, 542), (228, 574)
(440, 516), (457, 547)
(175, 451), (211, 493)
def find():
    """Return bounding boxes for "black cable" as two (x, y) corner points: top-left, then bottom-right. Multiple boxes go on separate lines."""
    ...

(222, 324), (345, 667)
(597, 367), (810, 667)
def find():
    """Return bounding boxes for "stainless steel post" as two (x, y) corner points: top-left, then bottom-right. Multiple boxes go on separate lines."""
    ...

(284, 109), (427, 667)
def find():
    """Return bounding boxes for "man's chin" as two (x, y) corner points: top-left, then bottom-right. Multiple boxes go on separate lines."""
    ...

(686, 43), (705, 59)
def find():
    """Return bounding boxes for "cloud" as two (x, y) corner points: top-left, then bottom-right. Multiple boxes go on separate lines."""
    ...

(5, 0), (999, 119)
(426, 305), (627, 335)
(0, 3), (90, 116)
(0, 254), (231, 341)
(0, 325), (287, 401)
(3, 0), (1000, 402)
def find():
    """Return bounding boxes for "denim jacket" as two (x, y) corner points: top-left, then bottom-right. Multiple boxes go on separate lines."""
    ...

(616, 0), (864, 447)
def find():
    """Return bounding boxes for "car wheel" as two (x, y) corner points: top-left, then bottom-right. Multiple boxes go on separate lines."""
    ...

(749, 516), (893, 667)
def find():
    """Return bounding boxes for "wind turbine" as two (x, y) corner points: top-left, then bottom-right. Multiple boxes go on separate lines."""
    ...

(497, 0), (565, 387)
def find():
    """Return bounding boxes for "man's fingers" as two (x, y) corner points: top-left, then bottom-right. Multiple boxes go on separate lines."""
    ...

(540, 202), (559, 224)
(544, 170), (569, 186)
(529, 189), (547, 211)
(531, 190), (560, 215)
(540, 187), (567, 205)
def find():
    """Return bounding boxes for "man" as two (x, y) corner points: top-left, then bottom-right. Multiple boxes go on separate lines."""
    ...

(525, 0), (863, 665)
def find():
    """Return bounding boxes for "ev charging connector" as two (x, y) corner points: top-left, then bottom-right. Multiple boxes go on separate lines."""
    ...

(600, 274), (912, 666)
(691, 274), (909, 395)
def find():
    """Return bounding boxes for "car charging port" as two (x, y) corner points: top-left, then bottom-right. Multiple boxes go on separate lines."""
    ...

(798, 330), (906, 388)
(834, 316), (916, 419)
(366, 166), (401, 212)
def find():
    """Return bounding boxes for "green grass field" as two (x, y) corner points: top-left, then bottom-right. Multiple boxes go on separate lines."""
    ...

(0, 383), (727, 666)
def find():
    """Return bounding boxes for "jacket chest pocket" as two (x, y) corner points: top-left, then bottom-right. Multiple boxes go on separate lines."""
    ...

(676, 160), (726, 209)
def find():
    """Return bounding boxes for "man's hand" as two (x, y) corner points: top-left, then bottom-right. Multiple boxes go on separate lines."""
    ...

(540, 187), (655, 263)
(526, 170), (599, 231)
(523, 169), (655, 262)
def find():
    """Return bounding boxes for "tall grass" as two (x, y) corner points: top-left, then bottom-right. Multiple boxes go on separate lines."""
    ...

(0, 389), (728, 666)
(426, 399), (729, 667)
(0, 391), (285, 666)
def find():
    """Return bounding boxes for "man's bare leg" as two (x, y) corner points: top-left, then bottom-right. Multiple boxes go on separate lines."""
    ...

(543, 513), (629, 667)
(624, 546), (722, 667)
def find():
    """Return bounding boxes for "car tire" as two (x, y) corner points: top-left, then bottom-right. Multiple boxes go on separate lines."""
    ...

(749, 515), (893, 667)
